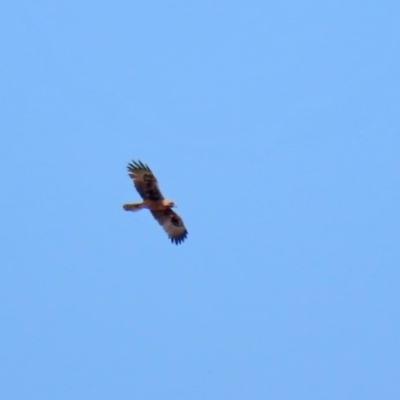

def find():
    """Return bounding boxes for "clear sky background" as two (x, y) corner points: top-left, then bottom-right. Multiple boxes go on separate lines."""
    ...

(1, 1), (399, 399)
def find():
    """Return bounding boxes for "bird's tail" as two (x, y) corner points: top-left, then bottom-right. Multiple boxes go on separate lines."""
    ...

(123, 202), (145, 212)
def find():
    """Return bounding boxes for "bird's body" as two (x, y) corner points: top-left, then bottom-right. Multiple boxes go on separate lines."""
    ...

(123, 160), (188, 244)
(123, 199), (175, 212)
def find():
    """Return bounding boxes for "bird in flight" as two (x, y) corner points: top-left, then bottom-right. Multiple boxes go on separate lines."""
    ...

(123, 160), (188, 245)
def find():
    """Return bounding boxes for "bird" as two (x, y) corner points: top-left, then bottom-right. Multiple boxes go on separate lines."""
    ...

(123, 160), (188, 245)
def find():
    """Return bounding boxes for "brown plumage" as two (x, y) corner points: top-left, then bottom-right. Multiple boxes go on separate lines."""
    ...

(123, 160), (188, 245)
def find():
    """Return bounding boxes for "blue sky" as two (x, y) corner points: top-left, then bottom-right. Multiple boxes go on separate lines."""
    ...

(1, 1), (399, 399)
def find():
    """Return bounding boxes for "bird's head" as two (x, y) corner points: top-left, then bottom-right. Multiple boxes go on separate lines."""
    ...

(164, 199), (176, 208)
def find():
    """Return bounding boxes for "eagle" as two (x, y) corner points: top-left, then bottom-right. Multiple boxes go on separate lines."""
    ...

(123, 160), (188, 245)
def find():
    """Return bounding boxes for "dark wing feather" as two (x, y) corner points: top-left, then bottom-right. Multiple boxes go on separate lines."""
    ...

(151, 209), (188, 245)
(127, 160), (164, 201)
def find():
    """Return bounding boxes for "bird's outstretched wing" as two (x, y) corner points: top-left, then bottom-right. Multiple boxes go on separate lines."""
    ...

(151, 209), (188, 245)
(127, 160), (164, 201)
